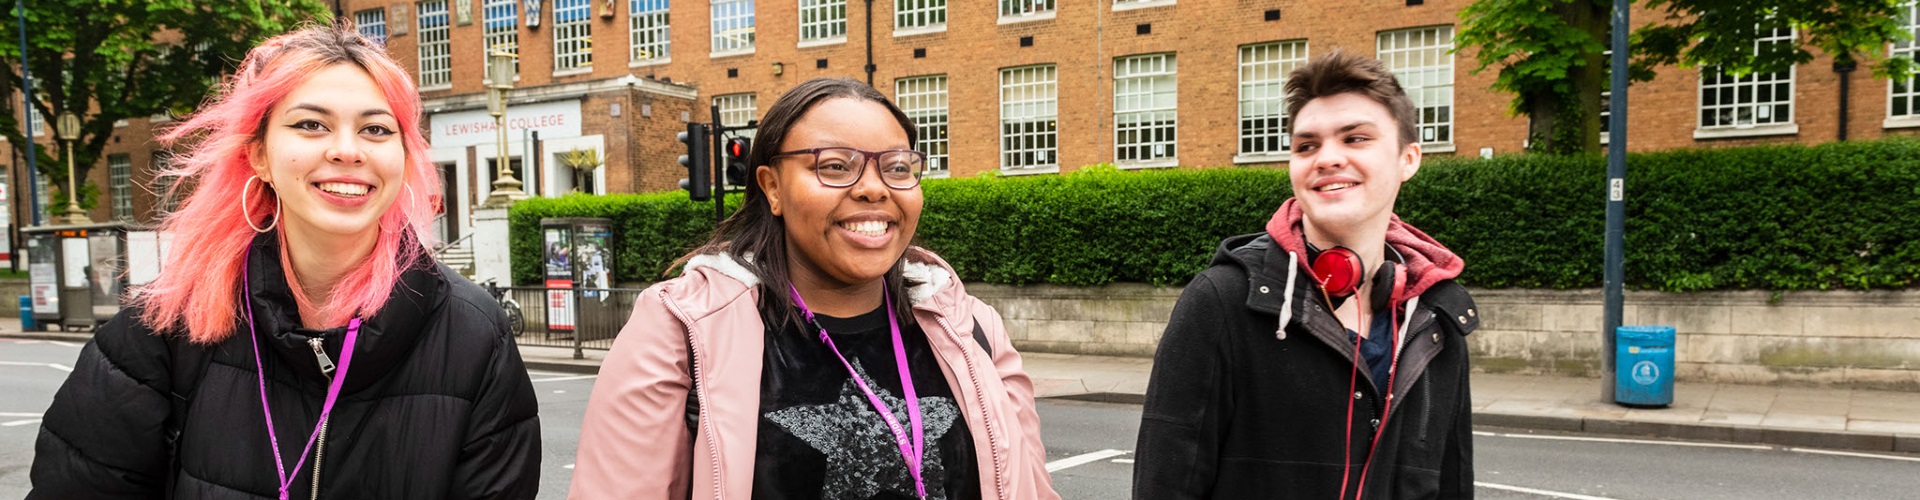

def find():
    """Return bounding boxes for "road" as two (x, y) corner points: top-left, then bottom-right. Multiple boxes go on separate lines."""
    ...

(5, 338), (1919, 499)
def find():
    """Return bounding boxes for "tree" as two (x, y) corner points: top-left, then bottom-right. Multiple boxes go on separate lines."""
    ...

(2, 0), (331, 211)
(1457, 0), (1915, 155)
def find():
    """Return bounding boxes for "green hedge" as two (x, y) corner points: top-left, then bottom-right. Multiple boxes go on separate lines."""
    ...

(511, 139), (1920, 291)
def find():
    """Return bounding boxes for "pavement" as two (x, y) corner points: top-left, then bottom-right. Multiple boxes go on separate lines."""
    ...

(9, 319), (1919, 456)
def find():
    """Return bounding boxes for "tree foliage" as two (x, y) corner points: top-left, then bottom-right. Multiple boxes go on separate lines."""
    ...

(1, 0), (330, 210)
(1457, 0), (1916, 155)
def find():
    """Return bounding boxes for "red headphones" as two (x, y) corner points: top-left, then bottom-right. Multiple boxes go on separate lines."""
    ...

(1306, 240), (1411, 500)
(1307, 242), (1407, 312)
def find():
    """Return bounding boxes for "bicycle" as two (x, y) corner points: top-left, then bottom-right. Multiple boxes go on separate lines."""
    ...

(485, 279), (526, 337)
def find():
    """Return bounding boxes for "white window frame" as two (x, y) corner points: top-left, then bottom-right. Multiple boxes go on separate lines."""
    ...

(630, 0), (671, 65)
(1378, 25), (1456, 152)
(999, 0), (1055, 24)
(354, 8), (388, 45)
(1113, 0), (1175, 11)
(715, 93), (758, 138)
(29, 108), (44, 137)
(108, 154), (131, 221)
(416, 0), (452, 90)
(152, 152), (179, 217)
(483, 0), (519, 83)
(553, 0), (594, 74)
(711, 0), (757, 56)
(999, 64), (1059, 173)
(1695, 26), (1798, 139)
(896, 75), (949, 178)
(1114, 53), (1178, 168)
(1237, 40), (1307, 163)
(798, 0), (847, 46)
(1888, 1), (1920, 128)
(895, 0), (946, 35)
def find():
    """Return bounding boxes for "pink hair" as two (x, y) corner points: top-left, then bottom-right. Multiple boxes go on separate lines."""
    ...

(140, 25), (441, 343)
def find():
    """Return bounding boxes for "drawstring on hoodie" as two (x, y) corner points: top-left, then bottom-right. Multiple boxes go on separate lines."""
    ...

(1277, 251), (1299, 340)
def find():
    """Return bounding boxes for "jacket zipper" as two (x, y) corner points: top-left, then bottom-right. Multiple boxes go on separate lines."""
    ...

(936, 316), (1008, 500)
(660, 289), (725, 500)
(308, 337), (335, 500)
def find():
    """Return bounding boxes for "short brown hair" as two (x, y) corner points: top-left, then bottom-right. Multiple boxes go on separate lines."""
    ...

(1284, 48), (1419, 147)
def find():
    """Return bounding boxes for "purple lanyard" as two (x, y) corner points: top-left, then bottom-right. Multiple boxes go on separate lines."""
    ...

(242, 263), (361, 500)
(789, 284), (927, 499)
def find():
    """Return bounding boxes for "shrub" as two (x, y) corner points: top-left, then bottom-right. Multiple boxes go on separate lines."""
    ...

(509, 139), (1920, 291)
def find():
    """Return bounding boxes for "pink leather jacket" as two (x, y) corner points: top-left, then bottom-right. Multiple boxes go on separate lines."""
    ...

(570, 248), (1060, 500)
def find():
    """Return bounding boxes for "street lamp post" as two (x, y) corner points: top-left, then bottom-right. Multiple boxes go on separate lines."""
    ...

(482, 47), (528, 208)
(55, 111), (88, 225)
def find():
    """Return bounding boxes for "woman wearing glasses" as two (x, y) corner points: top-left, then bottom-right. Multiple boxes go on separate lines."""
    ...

(571, 78), (1058, 500)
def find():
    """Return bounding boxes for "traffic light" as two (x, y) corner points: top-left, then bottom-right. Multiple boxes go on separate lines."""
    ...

(723, 137), (751, 190)
(677, 123), (711, 202)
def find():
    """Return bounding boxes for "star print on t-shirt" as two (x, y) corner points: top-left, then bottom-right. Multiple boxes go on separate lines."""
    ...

(764, 360), (961, 500)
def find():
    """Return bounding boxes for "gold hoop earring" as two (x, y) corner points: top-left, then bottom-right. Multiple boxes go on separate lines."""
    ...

(241, 176), (280, 233)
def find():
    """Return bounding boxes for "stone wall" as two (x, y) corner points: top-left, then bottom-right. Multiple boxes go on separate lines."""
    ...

(969, 282), (1920, 389)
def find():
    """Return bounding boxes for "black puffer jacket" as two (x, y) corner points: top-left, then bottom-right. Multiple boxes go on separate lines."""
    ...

(1134, 233), (1478, 500)
(29, 233), (541, 499)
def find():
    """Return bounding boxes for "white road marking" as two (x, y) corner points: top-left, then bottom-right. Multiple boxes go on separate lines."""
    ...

(1480, 431), (1772, 450)
(0, 412), (42, 418)
(564, 463), (576, 469)
(1046, 449), (1129, 472)
(2, 419), (43, 427)
(1110, 458), (1135, 464)
(530, 374), (598, 383)
(1476, 482), (1622, 500)
(1787, 448), (1920, 463)
(48, 340), (79, 348)
(0, 361), (71, 372)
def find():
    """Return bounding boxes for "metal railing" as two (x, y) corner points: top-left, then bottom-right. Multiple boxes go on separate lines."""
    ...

(490, 284), (645, 359)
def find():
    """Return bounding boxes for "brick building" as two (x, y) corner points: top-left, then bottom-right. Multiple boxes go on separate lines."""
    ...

(9, 0), (1920, 249)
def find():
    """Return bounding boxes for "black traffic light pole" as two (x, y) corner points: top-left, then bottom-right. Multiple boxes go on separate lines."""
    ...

(680, 105), (758, 225)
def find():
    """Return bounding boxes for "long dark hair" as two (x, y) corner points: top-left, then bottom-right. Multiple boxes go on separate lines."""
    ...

(680, 77), (922, 331)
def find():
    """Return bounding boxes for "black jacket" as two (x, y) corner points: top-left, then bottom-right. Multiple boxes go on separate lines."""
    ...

(29, 233), (541, 499)
(1134, 233), (1479, 500)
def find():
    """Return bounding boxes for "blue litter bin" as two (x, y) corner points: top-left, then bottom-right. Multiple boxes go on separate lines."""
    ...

(18, 296), (36, 331)
(1615, 325), (1675, 407)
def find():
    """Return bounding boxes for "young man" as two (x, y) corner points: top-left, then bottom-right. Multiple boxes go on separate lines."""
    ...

(1133, 49), (1477, 500)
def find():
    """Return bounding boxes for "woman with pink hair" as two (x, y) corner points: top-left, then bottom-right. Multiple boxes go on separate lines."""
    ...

(29, 25), (541, 499)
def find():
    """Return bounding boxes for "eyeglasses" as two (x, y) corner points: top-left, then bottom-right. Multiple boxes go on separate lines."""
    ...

(771, 147), (927, 190)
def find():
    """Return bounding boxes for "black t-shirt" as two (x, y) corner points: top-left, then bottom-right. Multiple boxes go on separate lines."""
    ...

(753, 303), (981, 500)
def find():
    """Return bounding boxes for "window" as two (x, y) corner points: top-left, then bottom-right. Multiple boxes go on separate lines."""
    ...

(417, 0), (451, 88)
(1115, 54), (1177, 164)
(152, 152), (180, 217)
(1000, 65), (1058, 171)
(712, 0), (756, 53)
(1699, 27), (1795, 130)
(30, 108), (44, 136)
(483, 0), (519, 82)
(798, 0), (846, 43)
(34, 173), (49, 224)
(896, 0), (945, 31)
(1378, 26), (1455, 146)
(1239, 41), (1307, 156)
(1000, 0), (1054, 18)
(1892, 1), (1920, 119)
(108, 154), (131, 221)
(631, 0), (670, 63)
(896, 75), (949, 177)
(554, 0), (593, 72)
(715, 93), (758, 138)
(354, 8), (387, 45)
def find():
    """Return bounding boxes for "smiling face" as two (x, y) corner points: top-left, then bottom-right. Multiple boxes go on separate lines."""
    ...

(1288, 91), (1422, 240)
(251, 64), (407, 247)
(759, 97), (924, 289)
